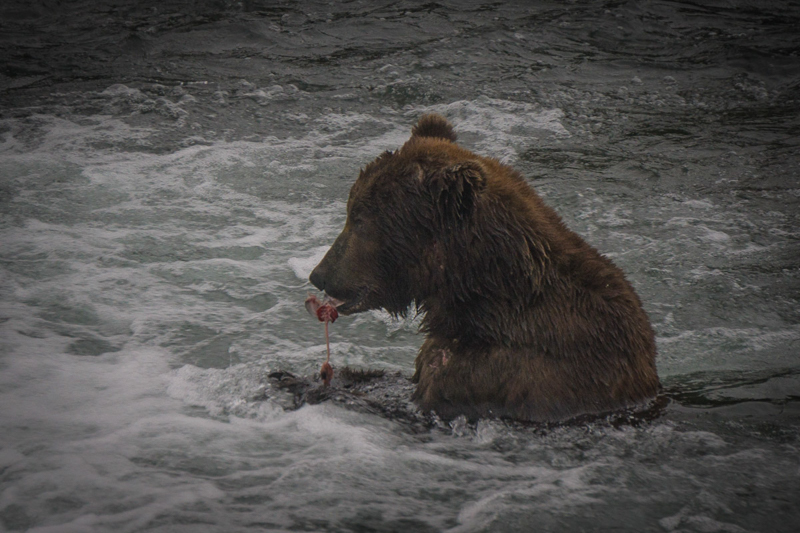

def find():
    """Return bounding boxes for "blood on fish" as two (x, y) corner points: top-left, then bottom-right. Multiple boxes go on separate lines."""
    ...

(317, 304), (338, 323)
(305, 294), (339, 386)
(319, 361), (333, 387)
(305, 294), (339, 323)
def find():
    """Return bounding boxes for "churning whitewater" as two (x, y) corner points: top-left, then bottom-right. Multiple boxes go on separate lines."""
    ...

(1, 1), (799, 532)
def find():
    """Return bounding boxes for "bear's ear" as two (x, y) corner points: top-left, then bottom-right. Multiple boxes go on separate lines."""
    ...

(424, 161), (487, 221)
(411, 114), (457, 143)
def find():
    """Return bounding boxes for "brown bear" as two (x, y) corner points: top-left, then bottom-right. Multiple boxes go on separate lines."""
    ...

(309, 114), (659, 422)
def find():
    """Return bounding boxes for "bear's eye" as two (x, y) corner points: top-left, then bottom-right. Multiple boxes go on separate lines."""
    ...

(349, 211), (365, 229)
(349, 210), (374, 236)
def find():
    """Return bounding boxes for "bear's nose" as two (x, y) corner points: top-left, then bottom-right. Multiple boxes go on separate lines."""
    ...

(309, 267), (325, 291)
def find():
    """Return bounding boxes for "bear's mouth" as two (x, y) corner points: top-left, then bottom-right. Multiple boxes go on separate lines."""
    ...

(324, 287), (370, 316)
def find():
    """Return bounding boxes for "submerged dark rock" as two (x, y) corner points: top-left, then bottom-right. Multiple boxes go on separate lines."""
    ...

(266, 367), (439, 432)
(264, 367), (669, 433)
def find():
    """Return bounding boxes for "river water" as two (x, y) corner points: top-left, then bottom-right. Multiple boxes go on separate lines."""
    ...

(1, 1), (799, 531)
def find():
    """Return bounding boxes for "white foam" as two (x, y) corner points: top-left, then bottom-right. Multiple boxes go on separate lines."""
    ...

(100, 83), (147, 100)
(683, 199), (715, 209)
(412, 96), (571, 163)
(699, 225), (731, 243)
(1, 91), (797, 532)
(167, 363), (282, 421)
(288, 246), (330, 280)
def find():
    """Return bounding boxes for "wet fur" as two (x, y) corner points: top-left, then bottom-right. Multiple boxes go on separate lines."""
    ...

(310, 114), (660, 422)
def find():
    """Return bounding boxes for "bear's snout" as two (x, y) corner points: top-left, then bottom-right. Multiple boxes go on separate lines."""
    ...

(309, 264), (327, 292)
(309, 231), (348, 293)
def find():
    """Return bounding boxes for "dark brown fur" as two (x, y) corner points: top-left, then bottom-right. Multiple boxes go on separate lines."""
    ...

(310, 114), (660, 422)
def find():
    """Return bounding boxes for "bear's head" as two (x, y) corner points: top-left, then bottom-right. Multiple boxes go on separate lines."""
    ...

(309, 114), (491, 318)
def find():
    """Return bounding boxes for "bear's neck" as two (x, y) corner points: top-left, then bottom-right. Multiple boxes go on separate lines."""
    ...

(416, 233), (550, 347)
(419, 288), (542, 347)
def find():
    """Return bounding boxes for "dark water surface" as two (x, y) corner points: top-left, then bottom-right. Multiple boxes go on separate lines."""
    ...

(1, 1), (799, 531)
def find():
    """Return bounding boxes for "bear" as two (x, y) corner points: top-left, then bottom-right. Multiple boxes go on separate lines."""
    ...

(309, 114), (660, 423)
